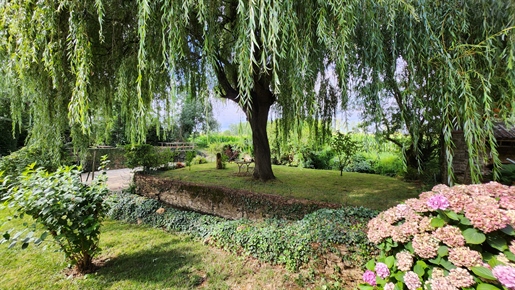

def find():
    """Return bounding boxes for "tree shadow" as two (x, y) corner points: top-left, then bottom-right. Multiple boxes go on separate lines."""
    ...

(93, 241), (205, 288)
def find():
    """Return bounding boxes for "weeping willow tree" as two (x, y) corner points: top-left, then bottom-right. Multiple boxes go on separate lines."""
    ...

(0, 0), (514, 182)
(348, 0), (515, 183)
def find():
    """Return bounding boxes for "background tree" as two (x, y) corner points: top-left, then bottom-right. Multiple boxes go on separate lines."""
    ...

(0, 0), (514, 183)
(331, 132), (360, 176)
(347, 0), (515, 183)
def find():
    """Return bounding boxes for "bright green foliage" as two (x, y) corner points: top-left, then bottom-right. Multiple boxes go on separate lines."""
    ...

(349, 0), (515, 183)
(124, 144), (175, 172)
(331, 132), (360, 176)
(2, 160), (109, 273)
(0, 145), (71, 177)
(0, 0), (513, 182)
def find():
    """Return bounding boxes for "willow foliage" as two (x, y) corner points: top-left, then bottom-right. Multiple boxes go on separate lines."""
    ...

(0, 0), (513, 182)
(348, 0), (515, 183)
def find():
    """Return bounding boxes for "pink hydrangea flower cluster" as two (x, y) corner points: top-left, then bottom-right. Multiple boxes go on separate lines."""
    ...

(375, 262), (390, 279)
(427, 194), (449, 210)
(412, 233), (439, 259)
(362, 270), (376, 286)
(433, 225), (465, 247)
(363, 182), (515, 289)
(395, 251), (413, 271)
(403, 271), (421, 290)
(367, 182), (515, 244)
(493, 265), (515, 289)
(448, 246), (482, 268)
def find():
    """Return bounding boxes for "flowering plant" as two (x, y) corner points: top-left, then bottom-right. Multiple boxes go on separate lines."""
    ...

(359, 182), (515, 290)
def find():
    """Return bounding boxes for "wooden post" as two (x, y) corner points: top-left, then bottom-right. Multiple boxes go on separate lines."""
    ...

(216, 153), (223, 169)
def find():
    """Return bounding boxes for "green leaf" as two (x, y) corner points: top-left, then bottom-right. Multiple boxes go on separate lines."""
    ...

(414, 260), (427, 276)
(439, 259), (456, 270)
(444, 210), (459, 221)
(365, 259), (375, 271)
(463, 228), (486, 244)
(358, 285), (374, 290)
(471, 266), (496, 280)
(504, 250), (515, 262)
(501, 225), (515, 236)
(2, 232), (9, 240)
(476, 283), (501, 290)
(459, 215), (472, 225)
(431, 217), (446, 228)
(21, 242), (29, 249)
(385, 256), (395, 268)
(437, 245), (449, 256)
(487, 235), (507, 251)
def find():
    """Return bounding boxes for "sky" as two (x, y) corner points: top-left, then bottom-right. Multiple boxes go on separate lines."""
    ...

(211, 97), (362, 132)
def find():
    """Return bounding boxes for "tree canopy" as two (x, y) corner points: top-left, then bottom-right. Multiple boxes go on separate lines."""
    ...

(0, 0), (514, 182)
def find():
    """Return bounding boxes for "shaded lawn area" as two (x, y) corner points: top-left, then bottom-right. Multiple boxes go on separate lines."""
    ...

(0, 211), (300, 290)
(158, 163), (421, 211)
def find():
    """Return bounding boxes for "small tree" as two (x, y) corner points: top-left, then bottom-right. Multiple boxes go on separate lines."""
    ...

(331, 132), (360, 176)
(1, 158), (109, 273)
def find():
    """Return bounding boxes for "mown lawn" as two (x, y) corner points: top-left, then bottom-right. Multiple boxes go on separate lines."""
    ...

(158, 163), (421, 211)
(0, 210), (304, 290)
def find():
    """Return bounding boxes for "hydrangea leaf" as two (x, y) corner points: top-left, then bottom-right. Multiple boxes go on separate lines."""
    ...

(504, 250), (515, 262)
(459, 215), (472, 226)
(365, 259), (375, 271)
(439, 259), (456, 270)
(443, 210), (459, 221)
(437, 245), (449, 256)
(414, 260), (427, 276)
(486, 235), (507, 251)
(476, 283), (502, 290)
(358, 285), (374, 290)
(385, 255), (395, 268)
(501, 225), (515, 236)
(471, 266), (496, 280)
(430, 217), (446, 228)
(463, 228), (486, 244)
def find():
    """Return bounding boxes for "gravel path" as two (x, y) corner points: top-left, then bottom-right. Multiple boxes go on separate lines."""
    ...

(81, 168), (135, 191)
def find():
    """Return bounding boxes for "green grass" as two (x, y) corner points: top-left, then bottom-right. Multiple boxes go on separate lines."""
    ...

(159, 163), (420, 210)
(0, 210), (302, 290)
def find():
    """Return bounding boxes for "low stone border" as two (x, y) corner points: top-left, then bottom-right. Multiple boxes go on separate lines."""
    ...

(134, 172), (340, 220)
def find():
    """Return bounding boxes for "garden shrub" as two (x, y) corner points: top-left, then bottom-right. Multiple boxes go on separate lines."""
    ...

(345, 153), (376, 174)
(1, 160), (109, 273)
(0, 145), (69, 177)
(373, 153), (404, 177)
(359, 182), (515, 290)
(107, 192), (378, 271)
(191, 155), (207, 165)
(124, 144), (175, 172)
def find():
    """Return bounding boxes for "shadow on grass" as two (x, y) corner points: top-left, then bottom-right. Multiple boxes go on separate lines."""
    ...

(93, 241), (205, 288)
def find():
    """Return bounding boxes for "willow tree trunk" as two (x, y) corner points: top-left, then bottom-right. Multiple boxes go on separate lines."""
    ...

(245, 83), (276, 181)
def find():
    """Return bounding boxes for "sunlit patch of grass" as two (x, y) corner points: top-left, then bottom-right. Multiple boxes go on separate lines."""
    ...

(0, 210), (302, 289)
(158, 163), (420, 210)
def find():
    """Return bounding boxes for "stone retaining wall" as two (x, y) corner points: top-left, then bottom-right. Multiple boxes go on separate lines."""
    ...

(134, 173), (340, 220)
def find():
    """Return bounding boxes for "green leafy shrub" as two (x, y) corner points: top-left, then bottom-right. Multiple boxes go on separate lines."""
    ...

(373, 153), (403, 177)
(124, 144), (175, 172)
(107, 192), (377, 271)
(331, 132), (360, 176)
(344, 153), (376, 174)
(192, 156), (208, 165)
(0, 145), (69, 177)
(359, 182), (515, 290)
(1, 161), (109, 273)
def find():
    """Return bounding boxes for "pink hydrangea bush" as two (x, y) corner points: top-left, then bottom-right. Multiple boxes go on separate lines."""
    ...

(358, 182), (515, 290)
